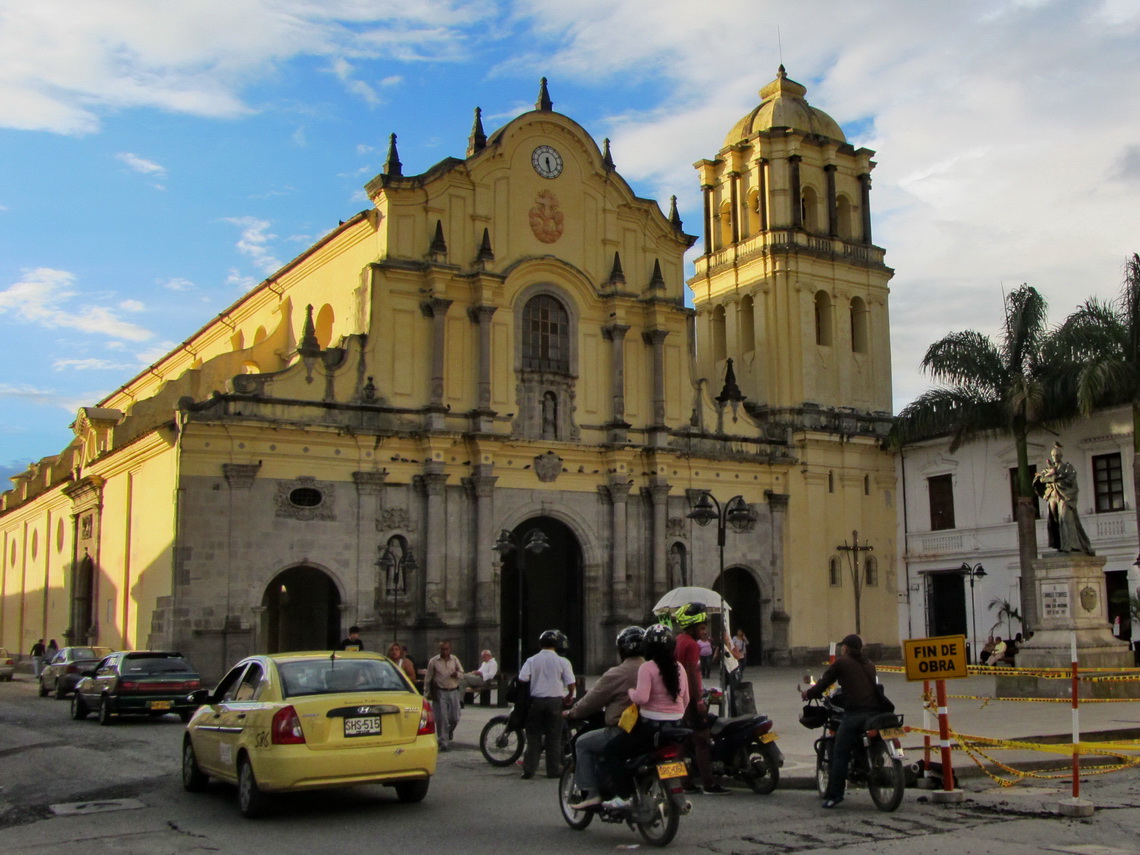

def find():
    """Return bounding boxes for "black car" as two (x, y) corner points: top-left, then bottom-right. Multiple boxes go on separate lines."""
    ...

(71, 651), (201, 725)
(38, 646), (113, 698)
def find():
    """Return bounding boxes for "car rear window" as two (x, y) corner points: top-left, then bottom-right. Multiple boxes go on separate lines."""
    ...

(72, 648), (108, 659)
(278, 659), (410, 697)
(122, 655), (194, 674)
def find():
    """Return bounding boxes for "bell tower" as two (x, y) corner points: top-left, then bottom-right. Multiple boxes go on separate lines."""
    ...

(689, 67), (893, 430)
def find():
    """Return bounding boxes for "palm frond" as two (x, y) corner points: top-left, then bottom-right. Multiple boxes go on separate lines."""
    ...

(922, 331), (1004, 390)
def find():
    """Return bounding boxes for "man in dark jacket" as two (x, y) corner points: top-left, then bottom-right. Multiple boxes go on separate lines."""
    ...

(801, 634), (880, 808)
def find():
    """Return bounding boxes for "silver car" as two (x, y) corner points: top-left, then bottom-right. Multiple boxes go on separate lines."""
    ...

(38, 646), (113, 698)
(0, 648), (14, 681)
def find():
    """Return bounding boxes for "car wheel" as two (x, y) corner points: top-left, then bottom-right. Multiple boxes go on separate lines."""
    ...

(98, 696), (115, 726)
(71, 693), (89, 720)
(178, 709), (193, 724)
(38, 678), (49, 697)
(394, 778), (430, 804)
(182, 739), (209, 792)
(54, 680), (68, 700)
(238, 757), (269, 818)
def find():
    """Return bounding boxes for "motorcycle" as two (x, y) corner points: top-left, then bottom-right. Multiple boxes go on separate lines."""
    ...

(479, 699), (575, 767)
(558, 722), (693, 847)
(799, 694), (906, 812)
(703, 687), (783, 794)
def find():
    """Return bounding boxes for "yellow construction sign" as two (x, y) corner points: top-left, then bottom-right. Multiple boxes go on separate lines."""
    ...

(903, 634), (968, 681)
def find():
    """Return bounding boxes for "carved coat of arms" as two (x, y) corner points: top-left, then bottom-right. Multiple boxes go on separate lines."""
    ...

(529, 190), (564, 244)
(1079, 585), (1098, 613)
(534, 452), (563, 483)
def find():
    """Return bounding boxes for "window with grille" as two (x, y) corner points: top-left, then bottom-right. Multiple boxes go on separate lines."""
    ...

(928, 474), (955, 531)
(1092, 453), (1125, 513)
(521, 295), (570, 372)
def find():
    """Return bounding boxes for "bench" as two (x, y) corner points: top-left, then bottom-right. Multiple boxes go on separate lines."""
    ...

(463, 671), (509, 708)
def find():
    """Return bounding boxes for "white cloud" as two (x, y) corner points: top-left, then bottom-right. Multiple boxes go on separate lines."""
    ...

(118, 299), (145, 312)
(226, 267), (258, 291)
(223, 216), (282, 274)
(160, 277), (195, 292)
(0, 268), (153, 341)
(115, 151), (167, 177)
(52, 358), (133, 371)
(0, 382), (56, 400)
(327, 57), (381, 106)
(0, 0), (493, 135)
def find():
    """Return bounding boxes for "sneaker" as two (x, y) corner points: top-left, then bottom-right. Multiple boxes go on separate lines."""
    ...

(821, 797), (844, 808)
(602, 796), (631, 811)
(703, 784), (731, 795)
(570, 794), (602, 809)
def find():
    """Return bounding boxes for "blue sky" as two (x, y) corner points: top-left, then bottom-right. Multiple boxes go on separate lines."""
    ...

(2, 0), (1139, 479)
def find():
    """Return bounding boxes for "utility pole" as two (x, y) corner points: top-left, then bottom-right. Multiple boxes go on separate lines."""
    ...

(838, 530), (873, 635)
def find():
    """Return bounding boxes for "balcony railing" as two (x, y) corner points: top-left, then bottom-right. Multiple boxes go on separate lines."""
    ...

(693, 230), (886, 277)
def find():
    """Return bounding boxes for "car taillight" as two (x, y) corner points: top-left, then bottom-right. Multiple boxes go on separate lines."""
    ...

(417, 699), (436, 736)
(118, 680), (139, 690)
(272, 706), (306, 744)
(185, 680), (200, 690)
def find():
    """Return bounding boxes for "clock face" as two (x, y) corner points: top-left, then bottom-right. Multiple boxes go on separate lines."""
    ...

(531, 145), (563, 179)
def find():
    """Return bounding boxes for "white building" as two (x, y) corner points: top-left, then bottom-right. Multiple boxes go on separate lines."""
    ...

(897, 404), (1140, 661)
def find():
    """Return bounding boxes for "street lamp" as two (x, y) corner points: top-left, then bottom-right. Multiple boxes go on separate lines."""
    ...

(687, 492), (755, 712)
(960, 562), (987, 665)
(492, 527), (550, 670)
(377, 545), (415, 646)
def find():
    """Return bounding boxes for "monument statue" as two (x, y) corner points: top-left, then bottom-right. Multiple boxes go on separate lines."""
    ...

(1034, 443), (1095, 555)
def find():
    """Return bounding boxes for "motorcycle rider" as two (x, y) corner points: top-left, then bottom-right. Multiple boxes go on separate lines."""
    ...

(518, 629), (576, 779)
(564, 626), (646, 809)
(801, 633), (879, 808)
(673, 603), (729, 794)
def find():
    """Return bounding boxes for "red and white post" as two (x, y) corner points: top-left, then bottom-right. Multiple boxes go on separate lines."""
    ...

(1059, 631), (1094, 816)
(930, 678), (963, 803)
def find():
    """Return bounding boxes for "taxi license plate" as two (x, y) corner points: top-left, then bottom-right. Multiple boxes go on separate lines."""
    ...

(760, 732), (779, 743)
(879, 727), (905, 739)
(656, 762), (687, 779)
(344, 716), (382, 737)
(149, 700), (172, 710)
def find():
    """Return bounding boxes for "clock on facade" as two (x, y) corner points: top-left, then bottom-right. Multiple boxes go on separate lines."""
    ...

(531, 145), (563, 178)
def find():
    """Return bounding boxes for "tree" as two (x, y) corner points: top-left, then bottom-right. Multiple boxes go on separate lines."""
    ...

(987, 596), (1022, 638)
(894, 284), (1075, 632)
(1050, 254), (1140, 560)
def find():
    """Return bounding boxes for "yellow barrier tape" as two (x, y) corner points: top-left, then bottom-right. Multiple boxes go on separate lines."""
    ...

(879, 663), (1140, 678)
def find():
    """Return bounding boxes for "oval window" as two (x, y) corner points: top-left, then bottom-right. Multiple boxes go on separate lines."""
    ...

(289, 487), (323, 508)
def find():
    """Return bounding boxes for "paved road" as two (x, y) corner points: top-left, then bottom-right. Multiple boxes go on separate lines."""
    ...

(2, 671), (1139, 854)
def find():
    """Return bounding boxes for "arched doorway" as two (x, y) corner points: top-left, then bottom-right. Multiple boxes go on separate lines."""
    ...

(715, 566), (763, 666)
(262, 566), (341, 653)
(70, 553), (95, 644)
(499, 517), (583, 672)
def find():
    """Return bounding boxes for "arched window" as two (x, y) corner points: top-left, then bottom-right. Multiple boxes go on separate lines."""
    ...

(718, 200), (733, 249)
(746, 189), (761, 237)
(828, 470), (835, 493)
(836, 194), (853, 240)
(850, 297), (869, 354)
(522, 294), (570, 373)
(669, 542), (689, 588)
(815, 291), (833, 347)
(801, 186), (820, 233)
(739, 296), (755, 353)
(712, 305), (727, 362)
(829, 557), (842, 587)
(864, 556), (878, 587)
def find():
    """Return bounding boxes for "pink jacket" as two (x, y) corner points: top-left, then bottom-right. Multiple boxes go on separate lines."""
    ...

(628, 660), (689, 720)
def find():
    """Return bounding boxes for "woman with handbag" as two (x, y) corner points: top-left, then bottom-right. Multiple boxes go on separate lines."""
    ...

(600, 624), (689, 810)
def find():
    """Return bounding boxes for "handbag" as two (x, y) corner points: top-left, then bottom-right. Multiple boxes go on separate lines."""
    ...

(618, 703), (640, 733)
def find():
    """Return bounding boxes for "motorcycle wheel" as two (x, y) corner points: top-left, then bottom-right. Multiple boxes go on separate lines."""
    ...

(867, 742), (905, 812)
(741, 739), (780, 795)
(634, 776), (680, 847)
(558, 765), (594, 830)
(814, 737), (831, 799)
(480, 715), (524, 767)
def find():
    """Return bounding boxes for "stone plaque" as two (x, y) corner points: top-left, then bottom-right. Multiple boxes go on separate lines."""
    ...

(1041, 583), (1070, 618)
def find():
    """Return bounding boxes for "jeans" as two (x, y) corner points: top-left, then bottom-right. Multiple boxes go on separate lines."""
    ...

(431, 688), (461, 749)
(602, 718), (680, 796)
(826, 711), (875, 800)
(574, 725), (620, 796)
(524, 697), (565, 777)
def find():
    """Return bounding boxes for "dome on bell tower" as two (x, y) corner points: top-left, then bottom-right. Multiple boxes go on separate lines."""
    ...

(723, 66), (846, 147)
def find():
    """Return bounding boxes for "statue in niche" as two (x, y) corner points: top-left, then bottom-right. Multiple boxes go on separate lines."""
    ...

(541, 391), (558, 440)
(1034, 443), (1095, 555)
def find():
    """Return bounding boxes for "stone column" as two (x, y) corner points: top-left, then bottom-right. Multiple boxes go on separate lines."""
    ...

(421, 297), (453, 429)
(603, 323), (630, 443)
(701, 183), (713, 253)
(642, 329), (669, 437)
(468, 305), (497, 432)
(421, 463), (448, 620)
(648, 480), (671, 605)
(606, 480), (631, 619)
(471, 465), (497, 624)
(788, 156), (802, 230)
(353, 470), (387, 629)
(757, 158), (769, 231)
(765, 490), (791, 666)
(824, 164), (838, 237)
(858, 173), (873, 245)
(728, 171), (740, 245)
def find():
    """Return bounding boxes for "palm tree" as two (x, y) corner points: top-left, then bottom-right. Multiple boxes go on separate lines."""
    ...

(1050, 254), (1140, 557)
(987, 596), (1021, 638)
(894, 284), (1074, 632)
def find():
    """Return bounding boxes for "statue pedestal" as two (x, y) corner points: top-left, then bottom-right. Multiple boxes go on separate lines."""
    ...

(997, 554), (1136, 699)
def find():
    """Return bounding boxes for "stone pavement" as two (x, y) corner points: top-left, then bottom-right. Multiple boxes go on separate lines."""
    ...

(454, 665), (1140, 789)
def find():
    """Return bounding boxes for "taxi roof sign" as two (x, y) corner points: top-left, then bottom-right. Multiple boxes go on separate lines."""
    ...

(902, 635), (968, 681)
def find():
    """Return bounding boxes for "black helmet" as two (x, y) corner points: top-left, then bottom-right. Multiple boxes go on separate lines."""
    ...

(643, 623), (676, 659)
(539, 629), (568, 650)
(616, 626), (646, 659)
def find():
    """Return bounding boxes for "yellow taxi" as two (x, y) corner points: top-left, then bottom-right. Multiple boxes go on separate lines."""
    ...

(181, 651), (437, 817)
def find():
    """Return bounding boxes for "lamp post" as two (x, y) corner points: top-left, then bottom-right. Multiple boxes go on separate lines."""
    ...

(377, 546), (415, 646)
(960, 562), (987, 664)
(493, 527), (550, 671)
(687, 492), (755, 712)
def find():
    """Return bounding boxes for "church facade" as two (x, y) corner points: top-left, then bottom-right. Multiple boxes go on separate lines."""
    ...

(1, 73), (898, 680)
